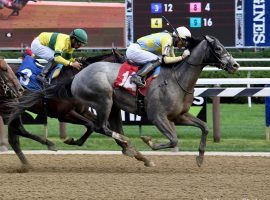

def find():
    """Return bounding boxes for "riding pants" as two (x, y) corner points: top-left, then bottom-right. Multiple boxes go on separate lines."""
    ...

(126, 43), (161, 64)
(31, 37), (54, 66)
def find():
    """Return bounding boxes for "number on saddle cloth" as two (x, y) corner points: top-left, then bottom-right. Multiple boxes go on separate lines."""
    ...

(114, 62), (161, 96)
(16, 55), (44, 91)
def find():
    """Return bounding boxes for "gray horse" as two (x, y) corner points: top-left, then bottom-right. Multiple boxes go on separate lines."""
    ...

(10, 35), (239, 167)
(71, 35), (239, 166)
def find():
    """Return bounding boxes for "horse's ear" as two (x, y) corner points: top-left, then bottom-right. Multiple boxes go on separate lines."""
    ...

(204, 35), (215, 44)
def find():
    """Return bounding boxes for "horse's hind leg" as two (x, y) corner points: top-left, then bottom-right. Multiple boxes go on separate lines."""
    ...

(94, 98), (151, 166)
(174, 112), (209, 167)
(108, 105), (154, 167)
(9, 118), (57, 151)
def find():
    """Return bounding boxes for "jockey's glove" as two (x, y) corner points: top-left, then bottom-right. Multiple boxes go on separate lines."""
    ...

(182, 50), (190, 59)
(76, 57), (87, 64)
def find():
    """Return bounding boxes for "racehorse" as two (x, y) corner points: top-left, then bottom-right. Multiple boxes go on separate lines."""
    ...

(0, 0), (36, 17)
(70, 35), (239, 167)
(0, 58), (23, 102)
(9, 35), (240, 167)
(5, 50), (154, 170)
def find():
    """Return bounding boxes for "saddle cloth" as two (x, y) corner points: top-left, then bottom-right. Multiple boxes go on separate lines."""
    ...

(114, 62), (160, 96)
(17, 55), (62, 91)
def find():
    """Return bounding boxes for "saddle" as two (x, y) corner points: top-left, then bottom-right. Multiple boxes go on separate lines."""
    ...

(114, 61), (160, 115)
(17, 55), (62, 91)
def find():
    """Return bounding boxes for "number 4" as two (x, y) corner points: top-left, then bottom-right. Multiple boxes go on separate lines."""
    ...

(205, 3), (210, 11)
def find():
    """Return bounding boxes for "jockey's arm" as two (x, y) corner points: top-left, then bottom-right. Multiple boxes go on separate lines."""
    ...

(163, 55), (183, 64)
(162, 45), (191, 64)
(53, 37), (76, 66)
(162, 45), (183, 64)
(54, 52), (71, 66)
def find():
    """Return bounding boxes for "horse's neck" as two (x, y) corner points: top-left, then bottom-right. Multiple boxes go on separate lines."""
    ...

(52, 68), (75, 84)
(175, 40), (208, 93)
(9, 63), (20, 74)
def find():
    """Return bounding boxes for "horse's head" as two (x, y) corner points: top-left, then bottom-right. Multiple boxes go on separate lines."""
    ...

(204, 35), (240, 73)
(111, 48), (126, 64)
(0, 59), (24, 99)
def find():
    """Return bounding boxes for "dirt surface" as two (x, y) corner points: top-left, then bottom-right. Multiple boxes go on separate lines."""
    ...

(0, 154), (269, 200)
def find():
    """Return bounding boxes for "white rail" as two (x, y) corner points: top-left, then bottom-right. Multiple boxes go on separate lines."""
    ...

(196, 78), (270, 85)
(4, 58), (270, 71)
(203, 67), (270, 71)
(5, 59), (47, 64)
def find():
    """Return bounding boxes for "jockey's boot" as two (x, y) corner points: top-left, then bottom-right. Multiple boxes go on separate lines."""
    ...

(36, 61), (56, 84)
(131, 59), (161, 88)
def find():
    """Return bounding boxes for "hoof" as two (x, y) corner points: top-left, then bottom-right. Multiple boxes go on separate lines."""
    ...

(122, 148), (135, 157)
(196, 155), (204, 167)
(140, 136), (151, 144)
(64, 138), (76, 145)
(16, 164), (32, 173)
(48, 145), (57, 151)
(144, 161), (155, 167)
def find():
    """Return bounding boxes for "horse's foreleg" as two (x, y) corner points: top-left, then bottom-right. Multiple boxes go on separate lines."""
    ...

(59, 110), (95, 146)
(8, 124), (28, 166)
(64, 128), (93, 146)
(8, 119), (33, 172)
(142, 115), (178, 150)
(174, 112), (209, 167)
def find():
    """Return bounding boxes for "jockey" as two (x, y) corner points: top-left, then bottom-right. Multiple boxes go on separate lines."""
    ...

(126, 26), (192, 87)
(31, 28), (88, 83)
(0, 0), (13, 8)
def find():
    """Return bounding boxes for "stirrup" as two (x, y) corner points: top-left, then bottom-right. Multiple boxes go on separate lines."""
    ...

(36, 74), (49, 84)
(130, 75), (145, 88)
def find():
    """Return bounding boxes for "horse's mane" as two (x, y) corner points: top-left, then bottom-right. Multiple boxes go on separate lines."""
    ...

(186, 36), (203, 51)
(84, 52), (114, 66)
(158, 37), (204, 81)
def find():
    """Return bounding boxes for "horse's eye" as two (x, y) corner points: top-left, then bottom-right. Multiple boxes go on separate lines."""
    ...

(215, 46), (222, 52)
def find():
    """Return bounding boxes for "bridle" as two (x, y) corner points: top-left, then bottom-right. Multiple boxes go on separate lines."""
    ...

(111, 48), (126, 64)
(184, 41), (231, 70)
(0, 72), (19, 99)
(171, 38), (231, 94)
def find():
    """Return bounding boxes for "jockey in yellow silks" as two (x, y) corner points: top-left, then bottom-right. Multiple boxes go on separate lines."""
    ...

(30, 28), (88, 83)
(126, 26), (192, 87)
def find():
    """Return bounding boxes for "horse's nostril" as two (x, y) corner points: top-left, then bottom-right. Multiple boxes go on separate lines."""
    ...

(233, 63), (240, 68)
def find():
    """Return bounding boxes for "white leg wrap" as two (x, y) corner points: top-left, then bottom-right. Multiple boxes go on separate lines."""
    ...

(112, 132), (121, 140)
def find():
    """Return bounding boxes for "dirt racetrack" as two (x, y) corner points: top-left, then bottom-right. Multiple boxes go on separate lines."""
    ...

(0, 154), (270, 200)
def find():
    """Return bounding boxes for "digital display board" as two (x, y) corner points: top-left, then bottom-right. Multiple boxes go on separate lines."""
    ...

(126, 0), (238, 47)
(126, 0), (270, 48)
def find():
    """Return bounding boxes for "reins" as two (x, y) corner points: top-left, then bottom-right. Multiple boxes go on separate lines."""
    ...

(171, 39), (229, 94)
(0, 72), (19, 98)
(171, 64), (194, 94)
(184, 45), (223, 68)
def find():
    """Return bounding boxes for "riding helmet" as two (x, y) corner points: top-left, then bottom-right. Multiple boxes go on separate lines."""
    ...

(70, 29), (88, 44)
(173, 26), (191, 40)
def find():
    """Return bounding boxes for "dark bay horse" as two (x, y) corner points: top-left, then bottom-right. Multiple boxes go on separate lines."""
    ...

(6, 50), (154, 169)
(0, 58), (24, 99)
(9, 35), (240, 167)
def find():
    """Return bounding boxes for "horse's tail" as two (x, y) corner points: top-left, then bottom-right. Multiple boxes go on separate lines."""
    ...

(7, 77), (74, 123)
